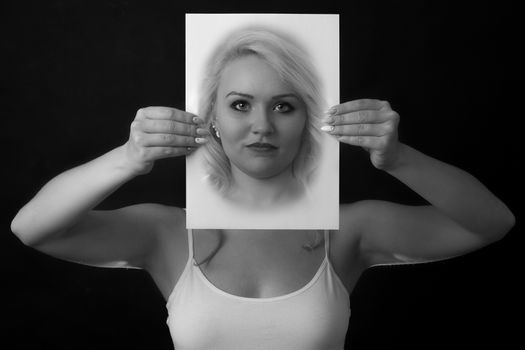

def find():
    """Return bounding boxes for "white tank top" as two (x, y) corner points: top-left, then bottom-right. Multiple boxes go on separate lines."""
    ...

(166, 229), (350, 349)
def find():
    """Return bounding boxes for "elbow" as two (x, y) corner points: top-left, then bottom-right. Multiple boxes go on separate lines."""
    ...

(490, 207), (516, 243)
(501, 209), (516, 237)
(11, 214), (32, 246)
(10, 211), (42, 247)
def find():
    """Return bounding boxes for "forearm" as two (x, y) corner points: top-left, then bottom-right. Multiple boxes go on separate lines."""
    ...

(387, 143), (515, 238)
(11, 145), (138, 245)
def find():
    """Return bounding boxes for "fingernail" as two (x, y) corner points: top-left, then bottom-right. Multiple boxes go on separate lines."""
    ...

(192, 116), (204, 124)
(320, 125), (334, 132)
(195, 137), (208, 144)
(196, 128), (210, 136)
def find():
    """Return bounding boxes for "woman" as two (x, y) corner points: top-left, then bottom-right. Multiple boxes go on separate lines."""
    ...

(190, 28), (327, 214)
(11, 28), (515, 349)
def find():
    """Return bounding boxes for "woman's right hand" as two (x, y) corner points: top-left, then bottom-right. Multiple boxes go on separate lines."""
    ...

(124, 106), (209, 175)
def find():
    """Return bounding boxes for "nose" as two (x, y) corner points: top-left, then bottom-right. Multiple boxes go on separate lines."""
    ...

(251, 108), (274, 136)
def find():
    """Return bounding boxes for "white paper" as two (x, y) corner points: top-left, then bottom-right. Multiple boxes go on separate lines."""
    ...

(186, 14), (339, 229)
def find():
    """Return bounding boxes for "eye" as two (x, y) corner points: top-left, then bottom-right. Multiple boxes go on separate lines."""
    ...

(273, 102), (294, 113)
(231, 100), (250, 112)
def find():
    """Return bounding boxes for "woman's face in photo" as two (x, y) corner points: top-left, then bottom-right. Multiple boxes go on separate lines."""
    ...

(215, 55), (307, 179)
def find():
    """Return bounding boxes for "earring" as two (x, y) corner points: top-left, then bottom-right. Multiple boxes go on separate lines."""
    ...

(211, 123), (220, 139)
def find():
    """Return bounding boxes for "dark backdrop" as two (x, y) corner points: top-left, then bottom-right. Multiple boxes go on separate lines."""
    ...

(2, 1), (522, 349)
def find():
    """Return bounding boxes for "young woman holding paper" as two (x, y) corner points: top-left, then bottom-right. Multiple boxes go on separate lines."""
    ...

(11, 28), (514, 350)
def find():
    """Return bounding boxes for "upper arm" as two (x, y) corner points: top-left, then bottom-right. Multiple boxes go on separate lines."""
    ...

(345, 200), (496, 267)
(32, 204), (184, 270)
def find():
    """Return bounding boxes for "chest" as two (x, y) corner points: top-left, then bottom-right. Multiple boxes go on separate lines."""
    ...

(193, 230), (327, 299)
(152, 228), (364, 301)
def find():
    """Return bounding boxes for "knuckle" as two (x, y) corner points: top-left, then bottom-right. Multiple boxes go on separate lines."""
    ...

(391, 111), (400, 122)
(162, 134), (174, 144)
(166, 107), (175, 118)
(357, 110), (367, 123)
(161, 120), (171, 131)
(130, 121), (140, 130)
(385, 110), (399, 122)
(135, 108), (145, 120)
(172, 121), (181, 133)
(181, 122), (191, 135)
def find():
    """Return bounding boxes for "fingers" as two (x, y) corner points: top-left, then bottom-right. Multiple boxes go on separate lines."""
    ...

(135, 118), (210, 137)
(132, 106), (211, 143)
(133, 132), (201, 148)
(320, 99), (400, 151)
(334, 135), (389, 150)
(136, 106), (198, 124)
(322, 122), (394, 137)
(129, 106), (213, 160)
(327, 99), (389, 116)
(325, 109), (398, 126)
(145, 146), (197, 160)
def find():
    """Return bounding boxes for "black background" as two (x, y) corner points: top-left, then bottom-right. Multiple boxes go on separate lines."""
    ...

(2, 0), (522, 349)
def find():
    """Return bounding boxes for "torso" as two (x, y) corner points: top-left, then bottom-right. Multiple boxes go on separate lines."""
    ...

(146, 206), (367, 302)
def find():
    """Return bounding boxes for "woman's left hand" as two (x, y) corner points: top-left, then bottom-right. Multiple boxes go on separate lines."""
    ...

(321, 99), (401, 171)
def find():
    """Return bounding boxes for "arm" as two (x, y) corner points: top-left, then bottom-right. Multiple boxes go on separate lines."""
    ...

(11, 107), (206, 268)
(324, 99), (515, 266)
(387, 143), (514, 238)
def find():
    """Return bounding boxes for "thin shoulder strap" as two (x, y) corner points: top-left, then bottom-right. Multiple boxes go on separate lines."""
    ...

(324, 230), (330, 257)
(187, 228), (194, 261)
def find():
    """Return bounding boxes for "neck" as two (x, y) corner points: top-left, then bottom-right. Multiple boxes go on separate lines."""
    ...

(228, 166), (304, 208)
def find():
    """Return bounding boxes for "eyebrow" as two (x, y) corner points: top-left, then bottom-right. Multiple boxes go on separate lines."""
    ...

(225, 91), (299, 100)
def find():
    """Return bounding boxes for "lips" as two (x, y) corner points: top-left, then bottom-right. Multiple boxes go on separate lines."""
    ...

(246, 142), (278, 151)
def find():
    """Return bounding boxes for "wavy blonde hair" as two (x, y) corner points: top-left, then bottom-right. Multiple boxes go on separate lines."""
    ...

(198, 27), (325, 192)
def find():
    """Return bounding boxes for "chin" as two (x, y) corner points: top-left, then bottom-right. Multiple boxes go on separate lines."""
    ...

(240, 164), (291, 180)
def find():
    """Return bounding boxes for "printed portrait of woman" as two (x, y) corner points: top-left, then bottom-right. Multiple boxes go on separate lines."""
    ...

(186, 15), (339, 229)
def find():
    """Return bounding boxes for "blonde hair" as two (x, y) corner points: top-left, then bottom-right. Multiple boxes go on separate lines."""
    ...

(198, 27), (325, 192)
